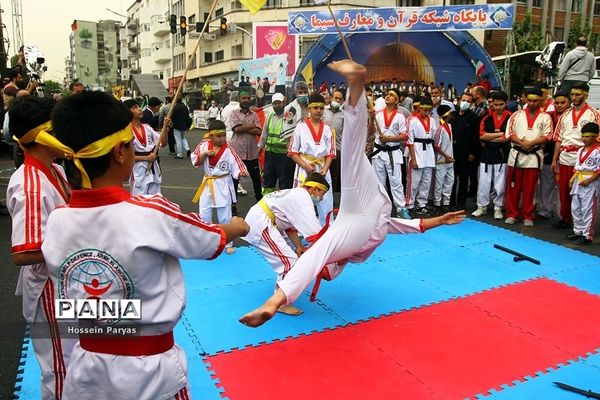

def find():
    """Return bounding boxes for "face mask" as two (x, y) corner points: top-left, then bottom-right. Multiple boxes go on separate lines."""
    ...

(273, 106), (284, 115)
(311, 194), (321, 205)
(460, 101), (471, 111)
(297, 95), (308, 105)
(431, 96), (441, 103)
(330, 100), (341, 109)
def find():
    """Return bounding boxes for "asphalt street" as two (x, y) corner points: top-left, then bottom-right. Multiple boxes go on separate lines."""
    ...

(0, 128), (598, 397)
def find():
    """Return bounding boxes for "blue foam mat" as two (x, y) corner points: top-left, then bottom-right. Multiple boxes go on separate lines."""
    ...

(480, 352), (600, 399)
(13, 219), (600, 399)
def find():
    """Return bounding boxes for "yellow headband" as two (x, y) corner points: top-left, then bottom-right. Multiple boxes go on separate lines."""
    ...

(541, 88), (549, 93)
(420, 105), (433, 110)
(387, 90), (399, 101)
(203, 129), (226, 139)
(309, 102), (325, 108)
(582, 132), (599, 137)
(35, 124), (134, 189)
(303, 180), (329, 192)
(527, 94), (541, 100)
(413, 102), (421, 106)
(554, 95), (568, 100)
(571, 89), (588, 95)
(13, 121), (52, 145)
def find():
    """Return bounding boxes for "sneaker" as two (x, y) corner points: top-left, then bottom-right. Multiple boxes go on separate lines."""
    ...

(415, 207), (430, 216)
(237, 184), (248, 195)
(399, 207), (411, 219)
(566, 232), (582, 240)
(523, 219), (534, 227)
(575, 236), (593, 245)
(494, 208), (504, 220)
(471, 206), (487, 217)
(504, 217), (516, 225)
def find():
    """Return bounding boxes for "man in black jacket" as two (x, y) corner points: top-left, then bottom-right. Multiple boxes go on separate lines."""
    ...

(171, 95), (191, 159)
(450, 92), (481, 210)
(141, 96), (161, 131)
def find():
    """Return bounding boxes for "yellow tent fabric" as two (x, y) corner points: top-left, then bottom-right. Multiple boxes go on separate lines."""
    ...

(301, 60), (314, 85)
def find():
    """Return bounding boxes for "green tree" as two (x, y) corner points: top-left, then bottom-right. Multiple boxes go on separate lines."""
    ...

(509, 12), (543, 52)
(42, 80), (63, 97)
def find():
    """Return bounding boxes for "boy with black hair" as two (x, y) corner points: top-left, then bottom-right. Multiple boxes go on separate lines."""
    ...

(6, 96), (74, 399)
(191, 120), (248, 254)
(123, 98), (162, 195)
(242, 171), (333, 316)
(568, 122), (600, 245)
(472, 90), (511, 220)
(42, 91), (249, 399)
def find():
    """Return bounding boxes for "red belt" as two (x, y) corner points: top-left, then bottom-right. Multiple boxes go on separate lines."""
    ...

(80, 331), (174, 356)
(561, 145), (580, 152)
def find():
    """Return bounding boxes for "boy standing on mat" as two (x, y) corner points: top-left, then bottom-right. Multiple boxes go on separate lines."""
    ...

(40, 92), (249, 399)
(240, 60), (465, 328)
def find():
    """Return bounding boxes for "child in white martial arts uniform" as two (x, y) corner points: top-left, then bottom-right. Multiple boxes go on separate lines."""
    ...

(192, 120), (248, 254)
(406, 96), (438, 215)
(432, 104), (455, 212)
(240, 60), (465, 328)
(242, 172), (330, 315)
(567, 122), (600, 245)
(124, 99), (162, 195)
(40, 91), (249, 400)
(7, 96), (76, 400)
(288, 92), (336, 225)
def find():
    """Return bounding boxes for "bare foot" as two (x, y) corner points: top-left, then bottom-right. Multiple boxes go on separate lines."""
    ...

(226, 246), (236, 255)
(327, 60), (367, 82)
(277, 304), (303, 316)
(239, 304), (277, 328)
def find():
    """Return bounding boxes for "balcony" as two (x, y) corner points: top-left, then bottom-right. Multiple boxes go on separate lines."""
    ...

(128, 41), (140, 52)
(152, 47), (171, 64)
(152, 20), (169, 36)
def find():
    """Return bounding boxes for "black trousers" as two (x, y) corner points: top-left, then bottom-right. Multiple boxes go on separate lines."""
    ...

(167, 127), (175, 153)
(330, 151), (341, 193)
(451, 158), (470, 209)
(263, 151), (295, 191)
(233, 158), (263, 202)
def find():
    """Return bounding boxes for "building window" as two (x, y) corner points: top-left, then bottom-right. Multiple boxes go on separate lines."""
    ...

(516, 0), (526, 4)
(215, 50), (224, 61)
(215, 7), (224, 17)
(595, 0), (600, 15)
(555, 0), (566, 10)
(189, 54), (197, 69)
(152, 42), (163, 50)
(450, 0), (474, 4)
(554, 27), (564, 41)
(299, 0), (312, 5)
(153, 70), (164, 80)
(141, 23), (150, 32)
(266, 0), (282, 7)
(141, 48), (152, 57)
(189, 14), (195, 25)
(485, 30), (493, 40)
(532, 0), (542, 7)
(232, 44), (243, 57)
(204, 52), (213, 63)
(231, 0), (242, 9)
(571, 0), (581, 12)
(397, 0), (421, 5)
(300, 38), (317, 58)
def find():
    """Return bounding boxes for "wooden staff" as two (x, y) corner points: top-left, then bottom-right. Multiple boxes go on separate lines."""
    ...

(146, 0), (220, 174)
(326, 0), (352, 61)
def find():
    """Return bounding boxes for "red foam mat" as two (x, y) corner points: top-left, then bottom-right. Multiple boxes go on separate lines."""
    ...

(206, 279), (600, 399)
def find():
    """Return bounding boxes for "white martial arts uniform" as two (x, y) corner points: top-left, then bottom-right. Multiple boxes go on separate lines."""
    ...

(372, 109), (408, 210)
(433, 121), (454, 207)
(242, 187), (322, 282)
(406, 114), (438, 209)
(43, 188), (226, 400)
(7, 155), (76, 400)
(276, 91), (425, 304)
(130, 123), (161, 195)
(191, 140), (246, 225)
(288, 120), (336, 225)
(570, 145), (600, 240)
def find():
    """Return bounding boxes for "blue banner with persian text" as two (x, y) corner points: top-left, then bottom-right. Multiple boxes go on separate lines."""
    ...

(288, 4), (514, 34)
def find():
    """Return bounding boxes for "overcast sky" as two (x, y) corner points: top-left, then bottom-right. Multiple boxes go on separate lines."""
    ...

(5, 0), (132, 82)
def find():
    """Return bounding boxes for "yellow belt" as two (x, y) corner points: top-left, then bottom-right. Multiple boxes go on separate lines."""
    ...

(192, 174), (229, 204)
(569, 170), (595, 186)
(301, 153), (325, 166)
(258, 199), (276, 226)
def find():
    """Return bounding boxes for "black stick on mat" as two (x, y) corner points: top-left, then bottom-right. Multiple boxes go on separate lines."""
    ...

(493, 244), (541, 265)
